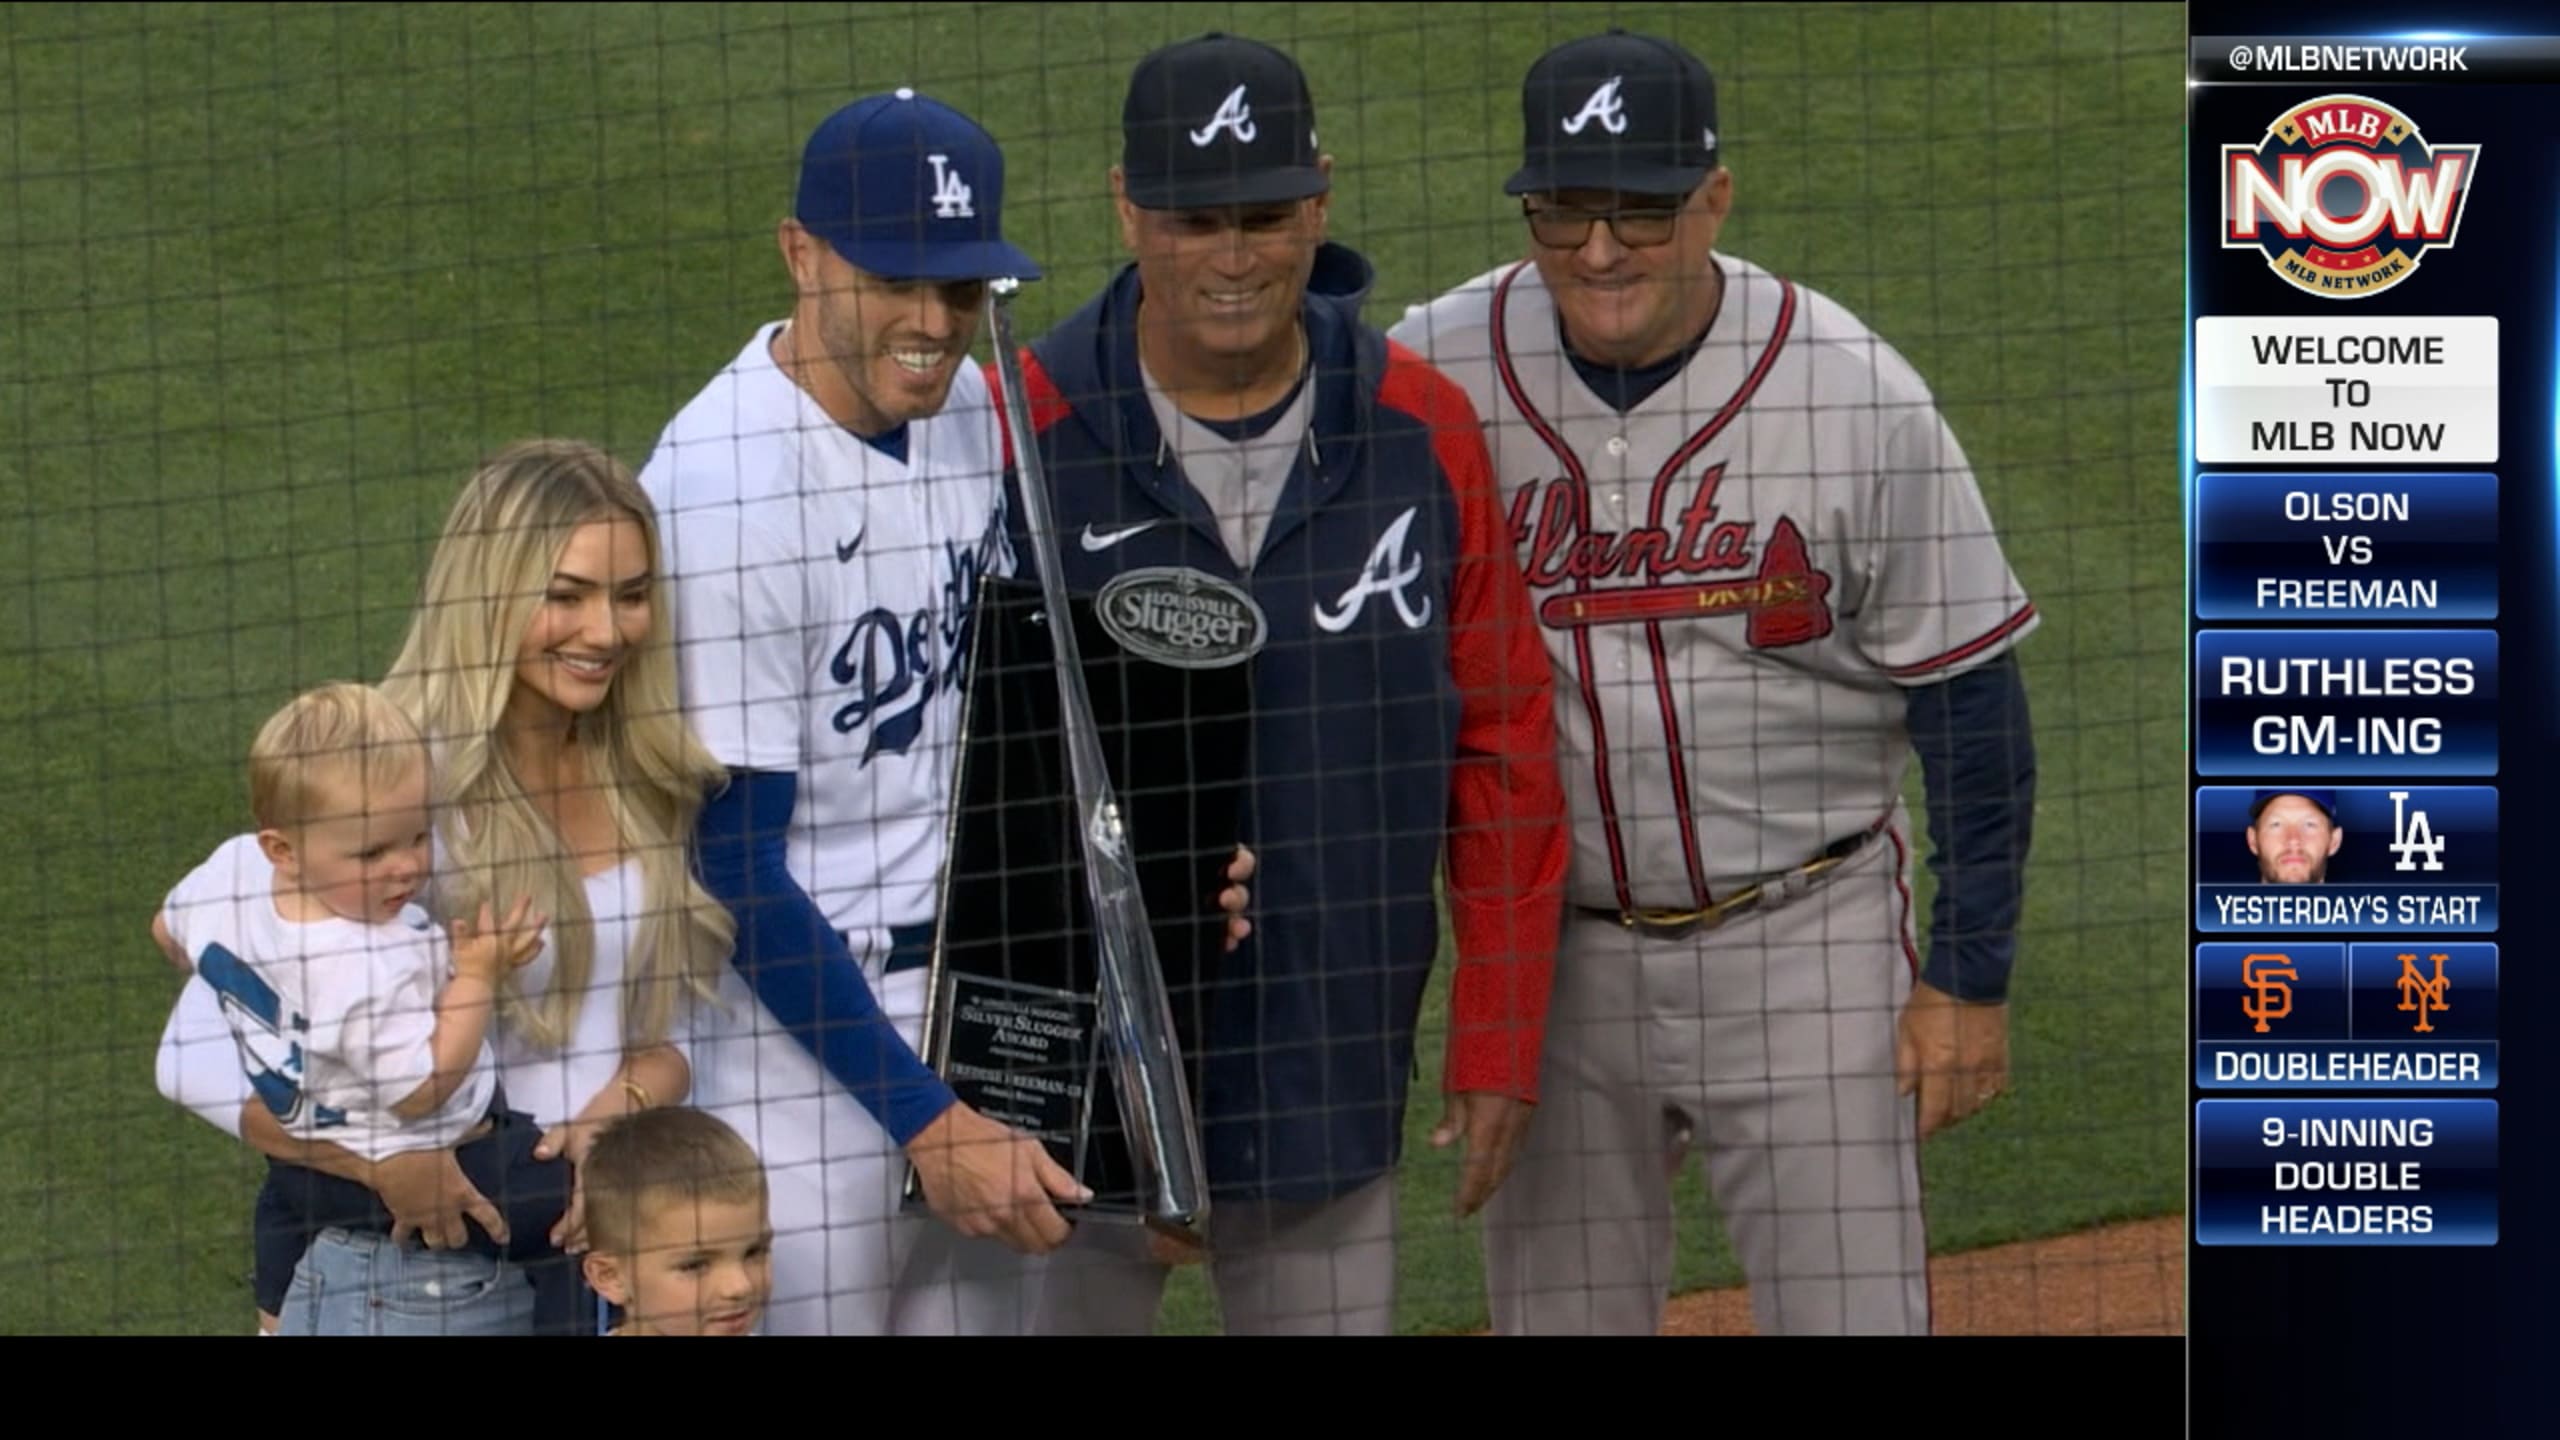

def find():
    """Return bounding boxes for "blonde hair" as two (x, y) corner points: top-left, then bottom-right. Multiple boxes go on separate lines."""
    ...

(581, 1106), (768, 1256)
(248, 682), (429, 832)
(381, 438), (732, 1052)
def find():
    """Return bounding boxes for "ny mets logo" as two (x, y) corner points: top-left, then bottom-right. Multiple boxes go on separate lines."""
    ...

(2222, 94), (2479, 300)
(2395, 952), (2453, 1034)
(2241, 952), (2296, 1034)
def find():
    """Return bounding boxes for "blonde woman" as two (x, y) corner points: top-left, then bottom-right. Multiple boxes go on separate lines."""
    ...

(154, 439), (736, 1335)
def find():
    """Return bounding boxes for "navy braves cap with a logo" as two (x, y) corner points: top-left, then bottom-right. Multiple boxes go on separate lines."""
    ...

(1506, 28), (1720, 197)
(795, 88), (1040, 281)
(1121, 32), (1326, 210)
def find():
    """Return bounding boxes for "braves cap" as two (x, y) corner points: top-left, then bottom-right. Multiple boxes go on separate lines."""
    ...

(794, 88), (1040, 282)
(1506, 28), (1720, 198)
(1121, 32), (1326, 210)
(2250, 789), (2339, 823)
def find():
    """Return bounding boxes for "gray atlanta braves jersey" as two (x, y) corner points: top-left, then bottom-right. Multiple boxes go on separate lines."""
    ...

(1390, 254), (2037, 913)
(640, 322), (1014, 942)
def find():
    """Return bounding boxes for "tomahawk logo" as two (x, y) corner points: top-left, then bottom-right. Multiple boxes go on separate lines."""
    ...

(927, 154), (974, 219)
(1314, 506), (1433, 633)
(1190, 85), (1257, 146)
(1562, 76), (1628, 136)
(2222, 94), (2479, 299)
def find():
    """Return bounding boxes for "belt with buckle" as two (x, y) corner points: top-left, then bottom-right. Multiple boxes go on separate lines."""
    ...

(1581, 821), (1885, 941)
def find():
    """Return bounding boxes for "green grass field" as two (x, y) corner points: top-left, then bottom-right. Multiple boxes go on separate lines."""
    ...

(0, 2), (2191, 1335)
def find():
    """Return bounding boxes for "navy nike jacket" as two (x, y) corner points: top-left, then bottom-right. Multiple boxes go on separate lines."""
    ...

(991, 242), (1571, 1205)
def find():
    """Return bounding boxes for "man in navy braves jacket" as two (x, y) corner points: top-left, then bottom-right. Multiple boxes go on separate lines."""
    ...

(902, 33), (1570, 1336)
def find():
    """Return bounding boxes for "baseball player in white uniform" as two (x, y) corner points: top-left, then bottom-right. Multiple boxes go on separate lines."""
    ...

(638, 88), (1084, 1337)
(1391, 29), (2040, 1336)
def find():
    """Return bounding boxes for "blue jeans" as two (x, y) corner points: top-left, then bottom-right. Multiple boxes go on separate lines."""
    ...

(255, 1101), (590, 1333)
(277, 1228), (540, 1336)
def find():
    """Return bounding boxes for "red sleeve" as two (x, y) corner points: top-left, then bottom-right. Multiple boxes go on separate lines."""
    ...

(1385, 343), (1570, 1103)
(981, 359), (1010, 469)
(984, 352), (1070, 474)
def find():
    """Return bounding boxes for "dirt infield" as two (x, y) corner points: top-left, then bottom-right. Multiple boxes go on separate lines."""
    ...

(1657, 1214), (2186, 1336)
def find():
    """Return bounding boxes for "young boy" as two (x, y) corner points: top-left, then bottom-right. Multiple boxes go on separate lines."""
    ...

(578, 1107), (773, 1336)
(153, 681), (579, 1334)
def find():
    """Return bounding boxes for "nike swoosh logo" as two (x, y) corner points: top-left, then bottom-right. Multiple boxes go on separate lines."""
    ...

(1080, 520), (1161, 552)
(836, 529), (865, 563)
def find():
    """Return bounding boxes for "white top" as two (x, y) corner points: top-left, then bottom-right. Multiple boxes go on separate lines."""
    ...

(156, 843), (665, 1141)
(157, 835), (496, 1161)
(487, 855), (647, 1131)
(637, 321), (1014, 942)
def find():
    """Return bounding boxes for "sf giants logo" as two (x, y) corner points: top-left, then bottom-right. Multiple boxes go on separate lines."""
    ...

(2240, 952), (2296, 1035)
(1508, 464), (1834, 648)
(2222, 94), (2478, 299)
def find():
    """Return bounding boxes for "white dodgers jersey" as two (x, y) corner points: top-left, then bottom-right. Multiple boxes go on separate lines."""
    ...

(640, 323), (1013, 944)
(1390, 255), (2038, 913)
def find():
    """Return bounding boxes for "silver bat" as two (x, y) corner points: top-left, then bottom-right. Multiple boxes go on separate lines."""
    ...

(982, 276), (1211, 1240)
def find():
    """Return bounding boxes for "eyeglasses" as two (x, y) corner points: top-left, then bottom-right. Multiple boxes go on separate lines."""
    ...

(1521, 200), (1684, 250)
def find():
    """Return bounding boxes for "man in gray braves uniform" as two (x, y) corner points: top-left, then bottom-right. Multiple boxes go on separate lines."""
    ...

(1390, 29), (2041, 1336)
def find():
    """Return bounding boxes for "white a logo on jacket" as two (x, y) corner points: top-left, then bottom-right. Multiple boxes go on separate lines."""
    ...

(1314, 506), (1432, 633)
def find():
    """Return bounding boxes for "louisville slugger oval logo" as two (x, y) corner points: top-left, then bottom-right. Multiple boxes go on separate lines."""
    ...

(2221, 94), (2479, 300)
(1094, 567), (1268, 669)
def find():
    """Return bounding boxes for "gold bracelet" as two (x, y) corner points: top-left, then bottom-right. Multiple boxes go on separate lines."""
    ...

(622, 1078), (653, 1112)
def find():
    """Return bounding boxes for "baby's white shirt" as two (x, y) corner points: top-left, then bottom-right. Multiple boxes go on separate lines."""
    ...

(158, 834), (496, 1160)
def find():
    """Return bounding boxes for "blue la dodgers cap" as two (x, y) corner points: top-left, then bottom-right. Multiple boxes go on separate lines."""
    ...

(794, 88), (1040, 282)
(2250, 789), (2338, 823)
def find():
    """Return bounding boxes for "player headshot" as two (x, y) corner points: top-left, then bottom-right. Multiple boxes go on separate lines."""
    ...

(2247, 789), (2341, 884)
(1390, 27), (2041, 1338)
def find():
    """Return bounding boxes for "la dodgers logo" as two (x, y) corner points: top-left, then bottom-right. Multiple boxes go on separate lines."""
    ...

(927, 153), (974, 219)
(830, 526), (992, 764)
(1190, 85), (1258, 146)
(2222, 94), (2478, 299)
(1562, 77), (1628, 136)
(194, 942), (342, 1129)
(1314, 506), (1432, 633)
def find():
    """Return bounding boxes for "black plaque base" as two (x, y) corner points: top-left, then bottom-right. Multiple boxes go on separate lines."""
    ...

(910, 570), (1252, 1219)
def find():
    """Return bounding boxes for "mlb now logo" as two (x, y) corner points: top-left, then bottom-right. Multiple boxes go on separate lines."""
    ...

(2225, 148), (2469, 245)
(2221, 95), (2479, 298)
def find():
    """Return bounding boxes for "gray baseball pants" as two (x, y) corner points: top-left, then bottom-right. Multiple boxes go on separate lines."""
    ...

(1483, 821), (1932, 1336)
(894, 1172), (1399, 1335)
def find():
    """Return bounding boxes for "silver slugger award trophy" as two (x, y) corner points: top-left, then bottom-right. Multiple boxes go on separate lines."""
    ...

(911, 277), (1252, 1241)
